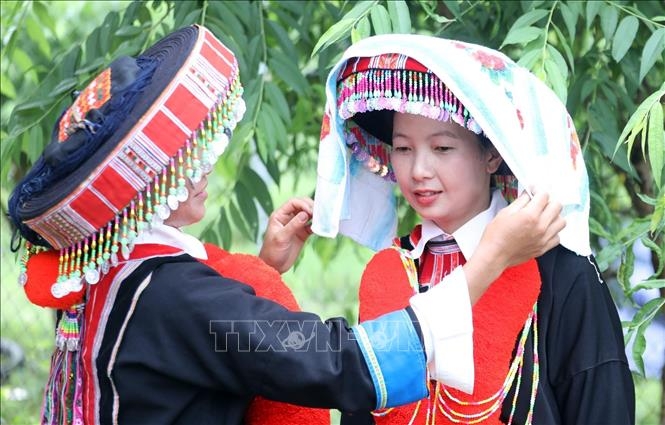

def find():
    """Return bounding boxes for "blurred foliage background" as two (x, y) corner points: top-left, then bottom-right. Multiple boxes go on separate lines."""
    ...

(1, 1), (663, 424)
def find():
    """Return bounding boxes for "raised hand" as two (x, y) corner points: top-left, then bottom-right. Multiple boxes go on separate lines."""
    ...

(464, 191), (565, 303)
(259, 197), (314, 274)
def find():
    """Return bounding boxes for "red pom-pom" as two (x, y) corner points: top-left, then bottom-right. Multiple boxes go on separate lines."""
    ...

(24, 250), (84, 309)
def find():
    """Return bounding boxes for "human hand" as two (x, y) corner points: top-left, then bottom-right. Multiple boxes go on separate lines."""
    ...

(259, 197), (313, 274)
(483, 191), (564, 267)
(463, 191), (564, 303)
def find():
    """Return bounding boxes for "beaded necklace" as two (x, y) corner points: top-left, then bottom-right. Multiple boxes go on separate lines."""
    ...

(369, 240), (540, 424)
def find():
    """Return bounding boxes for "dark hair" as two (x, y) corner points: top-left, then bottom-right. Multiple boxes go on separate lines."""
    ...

(478, 133), (512, 176)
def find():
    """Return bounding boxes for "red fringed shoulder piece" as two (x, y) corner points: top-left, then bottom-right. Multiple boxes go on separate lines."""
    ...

(202, 244), (330, 425)
(360, 248), (542, 424)
(24, 250), (85, 309)
(359, 248), (414, 321)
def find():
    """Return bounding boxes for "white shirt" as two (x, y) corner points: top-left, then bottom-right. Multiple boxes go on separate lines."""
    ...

(132, 223), (208, 260)
(409, 190), (507, 394)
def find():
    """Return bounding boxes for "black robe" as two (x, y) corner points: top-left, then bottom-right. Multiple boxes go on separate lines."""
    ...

(342, 245), (635, 425)
(93, 255), (423, 424)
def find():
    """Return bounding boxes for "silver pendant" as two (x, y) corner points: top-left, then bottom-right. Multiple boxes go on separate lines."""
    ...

(18, 272), (28, 287)
(111, 252), (119, 267)
(156, 204), (171, 220)
(51, 282), (66, 298)
(85, 268), (100, 285)
(176, 186), (189, 202)
(167, 194), (179, 210)
(121, 244), (131, 261)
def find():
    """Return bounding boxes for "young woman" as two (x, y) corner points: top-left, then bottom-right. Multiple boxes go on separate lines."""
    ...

(312, 34), (634, 424)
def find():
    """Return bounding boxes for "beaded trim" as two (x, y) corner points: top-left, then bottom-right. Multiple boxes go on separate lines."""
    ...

(371, 303), (539, 424)
(336, 59), (485, 182)
(18, 79), (245, 301)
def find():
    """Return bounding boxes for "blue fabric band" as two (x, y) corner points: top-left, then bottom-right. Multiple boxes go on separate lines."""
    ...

(353, 309), (428, 409)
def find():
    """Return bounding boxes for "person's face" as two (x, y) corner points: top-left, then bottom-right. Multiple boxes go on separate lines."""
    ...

(164, 174), (209, 228)
(390, 113), (502, 233)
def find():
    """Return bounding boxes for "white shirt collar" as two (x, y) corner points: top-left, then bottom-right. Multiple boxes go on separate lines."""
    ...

(133, 223), (208, 260)
(409, 190), (508, 260)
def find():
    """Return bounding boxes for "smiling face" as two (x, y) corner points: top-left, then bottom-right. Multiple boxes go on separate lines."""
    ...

(164, 175), (209, 228)
(390, 113), (502, 233)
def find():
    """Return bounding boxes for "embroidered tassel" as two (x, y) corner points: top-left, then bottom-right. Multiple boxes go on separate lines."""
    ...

(43, 304), (84, 425)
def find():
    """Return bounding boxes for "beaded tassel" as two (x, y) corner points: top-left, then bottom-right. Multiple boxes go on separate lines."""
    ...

(42, 304), (84, 425)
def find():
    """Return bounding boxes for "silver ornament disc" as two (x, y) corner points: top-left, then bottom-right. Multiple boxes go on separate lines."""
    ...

(176, 186), (189, 202)
(51, 283), (66, 298)
(85, 269), (100, 285)
(167, 194), (179, 211)
(156, 204), (171, 220)
(18, 272), (28, 287)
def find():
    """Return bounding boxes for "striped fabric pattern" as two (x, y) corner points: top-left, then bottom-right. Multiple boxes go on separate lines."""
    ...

(25, 28), (238, 249)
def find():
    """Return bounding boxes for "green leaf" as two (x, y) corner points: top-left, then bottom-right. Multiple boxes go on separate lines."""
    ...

(261, 103), (289, 150)
(311, 1), (377, 56)
(115, 25), (144, 37)
(266, 21), (298, 63)
(352, 16), (371, 43)
(651, 193), (665, 235)
(217, 206), (232, 249)
(544, 57), (567, 104)
(25, 15), (50, 59)
(85, 27), (101, 65)
(1, 72), (17, 98)
(11, 48), (32, 74)
(370, 4), (391, 35)
(632, 279), (665, 292)
(615, 86), (665, 157)
(516, 48), (542, 69)
(313, 16), (358, 55)
(588, 217), (611, 240)
(228, 197), (253, 241)
(595, 243), (623, 272)
(235, 180), (259, 240)
(32, 1), (56, 35)
(639, 28), (665, 83)
(585, 1), (602, 29)
(243, 167), (274, 215)
(617, 242), (635, 295)
(501, 26), (542, 47)
(510, 8), (549, 30)
(256, 109), (277, 154)
(641, 236), (664, 274)
(558, 2), (578, 40)
(612, 16), (639, 62)
(264, 82), (291, 125)
(632, 330), (646, 377)
(51, 78), (78, 97)
(387, 0), (411, 34)
(268, 54), (308, 96)
(647, 101), (664, 188)
(599, 4), (618, 43)
(636, 192), (657, 206)
(552, 23), (575, 73)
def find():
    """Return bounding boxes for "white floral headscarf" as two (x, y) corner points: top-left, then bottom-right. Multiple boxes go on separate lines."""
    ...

(312, 34), (590, 256)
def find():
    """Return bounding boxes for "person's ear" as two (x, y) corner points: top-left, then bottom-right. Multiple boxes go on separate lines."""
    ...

(486, 146), (503, 174)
